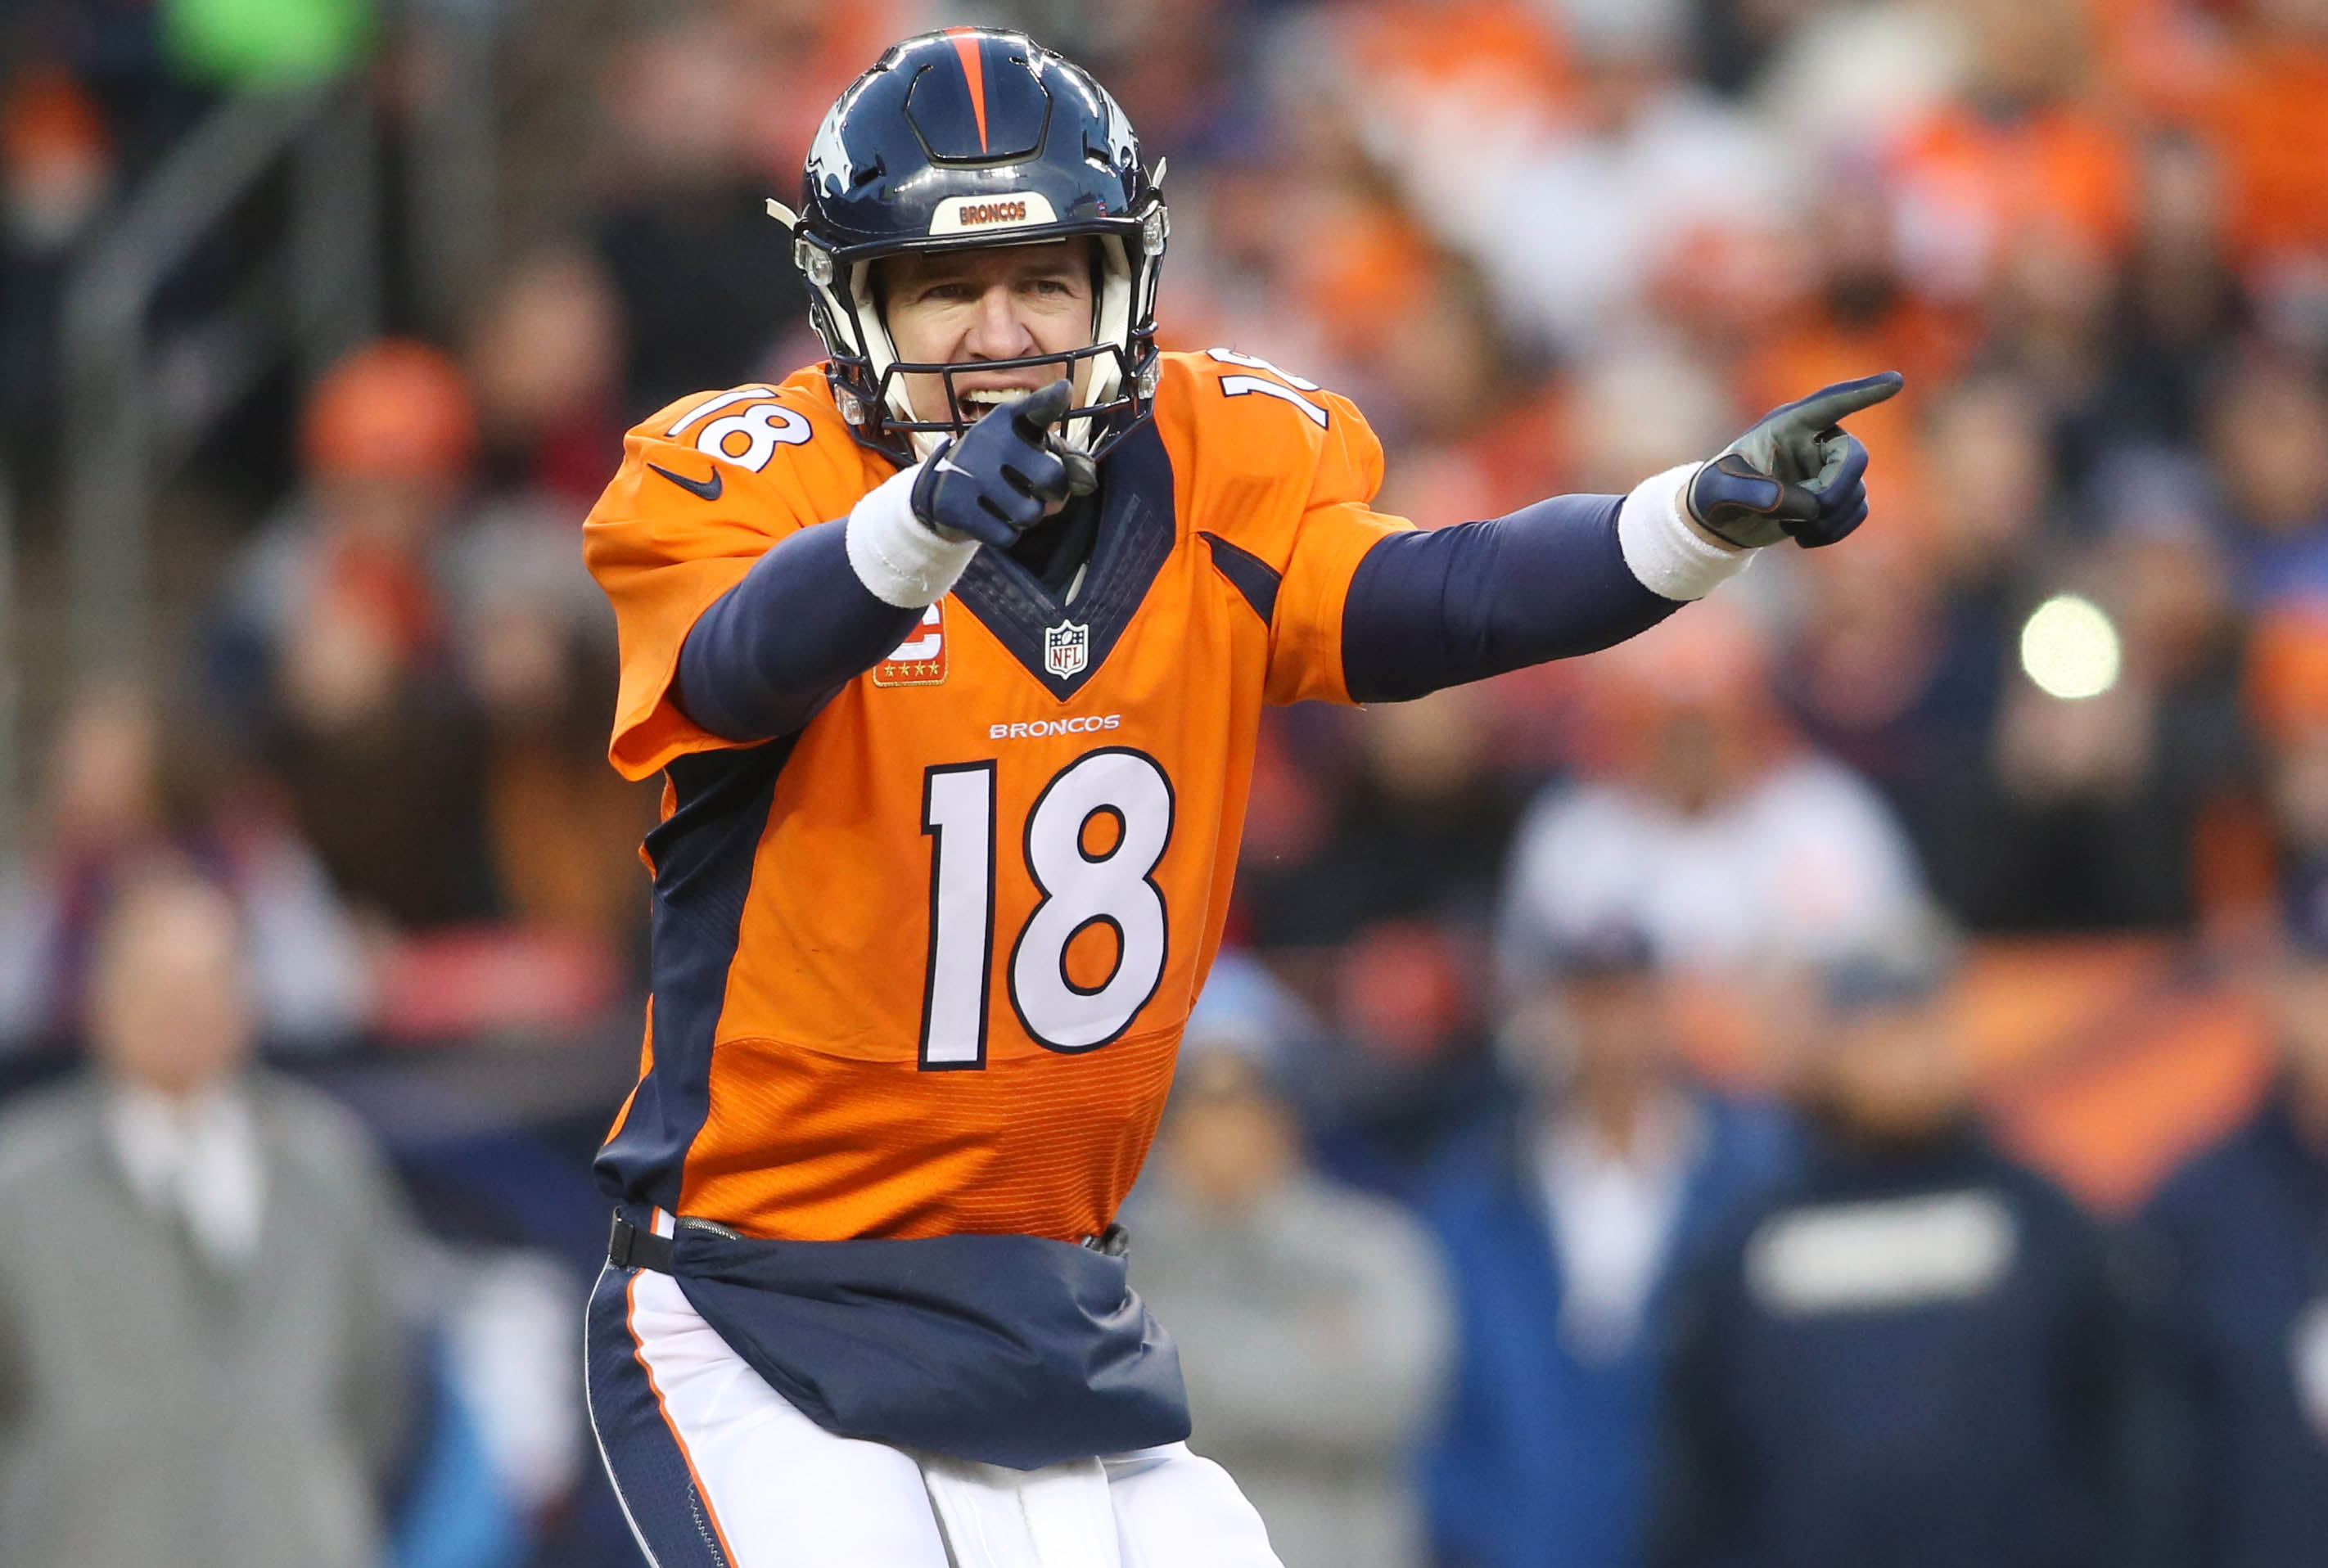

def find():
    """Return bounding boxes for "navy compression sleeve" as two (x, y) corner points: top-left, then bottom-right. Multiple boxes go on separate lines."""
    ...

(1340, 493), (1682, 703)
(674, 520), (922, 741)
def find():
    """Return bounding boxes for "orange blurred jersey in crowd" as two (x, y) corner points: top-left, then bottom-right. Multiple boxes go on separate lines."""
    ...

(1886, 100), (2138, 295)
(584, 351), (1408, 1243)
(2199, 31), (2328, 268)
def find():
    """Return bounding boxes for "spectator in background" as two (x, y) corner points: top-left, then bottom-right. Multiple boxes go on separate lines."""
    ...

(0, 64), (112, 499)
(1238, 690), (1528, 1177)
(1745, 0), (1967, 164)
(442, 506), (656, 968)
(0, 682), (368, 1051)
(1419, 921), (1792, 1568)
(2098, 130), (2245, 448)
(720, 0), (911, 193)
(2136, 894), (2328, 1568)
(1881, 0), (2134, 309)
(1447, 0), (1788, 354)
(590, 11), (816, 419)
(1776, 371), (2047, 925)
(1126, 954), (1450, 1568)
(1978, 452), (2255, 929)
(0, 864), (414, 1568)
(211, 339), (499, 930)
(2248, 598), (2328, 903)
(1242, 687), (1523, 953)
(1500, 602), (1930, 979)
(1649, 939), (2147, 1568)
(2208, 350), (2328, 607)
(466, 243), (629, 507)
(440, 246), (661, 973)
(2196, 0), (2328, 340)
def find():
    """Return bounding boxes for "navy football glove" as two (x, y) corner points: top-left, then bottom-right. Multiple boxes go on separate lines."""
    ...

(1686, 372), (1903, 550)
(909, 379), (1099, 549)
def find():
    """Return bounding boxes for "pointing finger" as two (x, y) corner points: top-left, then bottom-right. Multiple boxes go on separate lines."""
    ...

(1776, 372), (1904, 435)
(1008, 379), (1077, 444)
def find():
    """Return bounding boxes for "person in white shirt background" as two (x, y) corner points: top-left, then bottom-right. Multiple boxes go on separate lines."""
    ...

(1498, 598), (1930, 980)
(1417, 915), (1795, 1568)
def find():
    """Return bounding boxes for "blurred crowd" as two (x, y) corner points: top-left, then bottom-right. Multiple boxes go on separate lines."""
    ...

(4, 0), (2328, 1565)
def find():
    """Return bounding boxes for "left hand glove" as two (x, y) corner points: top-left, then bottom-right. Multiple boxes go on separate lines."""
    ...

(1686, 372), (1903, 550)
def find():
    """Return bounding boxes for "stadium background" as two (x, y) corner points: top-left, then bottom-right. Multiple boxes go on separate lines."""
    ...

(2, 0), (2326, 1562)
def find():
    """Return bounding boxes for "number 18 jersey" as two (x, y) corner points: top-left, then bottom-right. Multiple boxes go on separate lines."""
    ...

(584, 349), (1408, 1242)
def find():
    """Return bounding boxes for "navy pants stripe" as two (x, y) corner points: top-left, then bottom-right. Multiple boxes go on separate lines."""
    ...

(585, 1264), (736, 1568)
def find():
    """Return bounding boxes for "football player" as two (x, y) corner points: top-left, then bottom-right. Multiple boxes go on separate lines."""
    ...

(581, 26), (1898, 1568)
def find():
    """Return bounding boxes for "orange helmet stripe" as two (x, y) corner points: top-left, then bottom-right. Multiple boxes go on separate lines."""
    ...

(944, 26), (990, 154)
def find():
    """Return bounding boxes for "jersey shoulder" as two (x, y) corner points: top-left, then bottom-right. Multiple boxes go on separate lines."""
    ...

(595, 365), (889, 539)
(1149, 349), (1388, 554)
(1152, 347), (1382, 471)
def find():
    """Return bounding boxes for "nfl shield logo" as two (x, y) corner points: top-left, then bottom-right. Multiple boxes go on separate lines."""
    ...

(1044, 619), (1090, 680)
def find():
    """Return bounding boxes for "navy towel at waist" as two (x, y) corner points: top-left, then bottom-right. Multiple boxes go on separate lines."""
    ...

(639, 1208), (1190, 1471)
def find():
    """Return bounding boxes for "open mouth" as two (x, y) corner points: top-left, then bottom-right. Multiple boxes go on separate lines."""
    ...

(954, 385), (1048, 413)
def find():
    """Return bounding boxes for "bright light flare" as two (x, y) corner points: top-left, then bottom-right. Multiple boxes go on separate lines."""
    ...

(2019, 594), (2121, 700)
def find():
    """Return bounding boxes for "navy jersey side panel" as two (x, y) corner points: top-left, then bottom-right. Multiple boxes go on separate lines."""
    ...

(596, 738), (799, 1213)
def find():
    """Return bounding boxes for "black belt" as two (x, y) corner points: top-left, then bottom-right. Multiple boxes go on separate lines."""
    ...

(608, 1212), (1132, 1271)
(607, 1212), (674, 1273)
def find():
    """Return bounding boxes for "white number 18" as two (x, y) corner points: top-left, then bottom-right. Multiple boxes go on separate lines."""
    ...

(918, 749), (1175, 1067)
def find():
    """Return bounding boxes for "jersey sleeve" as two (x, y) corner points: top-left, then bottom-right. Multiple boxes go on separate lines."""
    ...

(1264, 388), (1411, 706)
(582, 382), (870, 779)
(1158, 350), (1415, 708)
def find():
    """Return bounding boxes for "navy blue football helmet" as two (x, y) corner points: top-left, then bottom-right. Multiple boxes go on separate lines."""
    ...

(778, 29), (1168, 466)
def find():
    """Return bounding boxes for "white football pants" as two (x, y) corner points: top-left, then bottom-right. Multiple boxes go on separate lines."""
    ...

(586, 1264), (1284, 1568)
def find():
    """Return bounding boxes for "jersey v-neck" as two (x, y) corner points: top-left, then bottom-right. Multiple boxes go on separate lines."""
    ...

(950, 419), (1177, 702)
(1008, 485), (1102, 601)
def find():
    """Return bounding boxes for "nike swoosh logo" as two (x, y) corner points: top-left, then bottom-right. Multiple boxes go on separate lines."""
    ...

(935, 456), (971, 477)
(647, 462), (723, 501)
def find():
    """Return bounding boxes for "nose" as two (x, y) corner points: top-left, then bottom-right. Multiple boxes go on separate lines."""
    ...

(959, 282), (1038, 361)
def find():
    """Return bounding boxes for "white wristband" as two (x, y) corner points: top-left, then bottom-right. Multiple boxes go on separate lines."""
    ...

(1617, 461), (1753, 602)
(844, 462), (979, 609)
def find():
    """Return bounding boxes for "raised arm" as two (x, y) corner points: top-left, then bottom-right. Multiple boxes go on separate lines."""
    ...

(1342, 372), (1902, 704)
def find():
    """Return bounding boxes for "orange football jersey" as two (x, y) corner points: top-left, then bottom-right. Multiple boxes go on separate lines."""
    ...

(586, 349), (1409, 1242)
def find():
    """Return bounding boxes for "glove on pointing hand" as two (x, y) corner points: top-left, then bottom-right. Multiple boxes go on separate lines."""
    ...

(1686, 372), (1904, 551)
(909, 379), (1099, 550)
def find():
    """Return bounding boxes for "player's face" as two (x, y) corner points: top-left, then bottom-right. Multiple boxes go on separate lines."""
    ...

(879, 240), (1097, 426)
